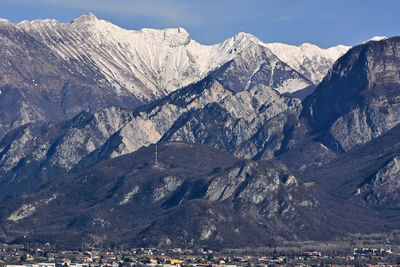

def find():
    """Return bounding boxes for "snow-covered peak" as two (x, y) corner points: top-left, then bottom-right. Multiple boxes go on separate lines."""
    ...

(72, 12), (99, 24)
(264, 42), (350, 63)
(263, 42), (351, 84)
(370, 36), (387, 41)
(227, 32), (261, 48)
(140, 27), (189, 37)
(2, 13), (351, 100)
(362, 36), (387, 44)
(232, 32), (260, 43)
(12, 14), (250, 99)
(299, 42), (318, 48)
(18, 18), (60, 28)
(214, 32), (261, 59)
(72, 14), (192, 47)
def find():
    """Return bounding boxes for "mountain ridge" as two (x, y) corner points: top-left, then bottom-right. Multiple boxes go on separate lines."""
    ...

(0, 142), (334, 248)
(0, 13), (350, 138)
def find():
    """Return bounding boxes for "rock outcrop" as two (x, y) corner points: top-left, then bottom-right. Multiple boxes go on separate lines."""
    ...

(302, 37), (400, 152)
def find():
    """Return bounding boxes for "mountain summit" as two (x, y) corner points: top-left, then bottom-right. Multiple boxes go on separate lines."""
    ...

(0, 13), (350, 138)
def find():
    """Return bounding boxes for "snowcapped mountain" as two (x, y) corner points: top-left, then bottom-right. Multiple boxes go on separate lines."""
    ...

(16, 13), (256, 100)
(263, 42), (350, 85)
(362, 36), (388, 44)
(213, 41), (314, 95)
(15, 13), (349, 98)
(0, 13), (349, 138)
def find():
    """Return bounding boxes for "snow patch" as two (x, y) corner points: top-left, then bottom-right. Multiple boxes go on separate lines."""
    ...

(363, 36), (387, 44)
(285, 175), (298, 186)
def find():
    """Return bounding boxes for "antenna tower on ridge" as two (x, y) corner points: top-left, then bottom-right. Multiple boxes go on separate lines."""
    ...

(155, 143), (158, 166)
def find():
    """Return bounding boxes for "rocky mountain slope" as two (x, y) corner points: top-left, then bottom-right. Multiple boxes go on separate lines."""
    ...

(2, 12), (400, 249)
(0, 106), (135, 197)
(302, 37), (400, 152)
(273, 37), (400, 230)
(212, 42), (314, 95)
(0, 142), (331, 249)
(0, 78), (301, 198)
(0, 13), (349, 138)
(296, 123), (400, 233)
(1, 37), (399, 203)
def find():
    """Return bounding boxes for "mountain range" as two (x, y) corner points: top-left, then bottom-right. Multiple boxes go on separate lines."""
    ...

(0, 14), (399, 249)
(0, 13), (348, 139)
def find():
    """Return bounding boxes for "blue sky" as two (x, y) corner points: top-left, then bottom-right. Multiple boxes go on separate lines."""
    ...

(0, 0), (399, 48)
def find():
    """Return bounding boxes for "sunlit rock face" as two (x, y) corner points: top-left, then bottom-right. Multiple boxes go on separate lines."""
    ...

(302, 37), (400, 152)
(360, 156), (400, 206)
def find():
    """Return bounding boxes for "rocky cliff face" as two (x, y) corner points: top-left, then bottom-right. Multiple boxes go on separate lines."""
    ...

(203, 159), (325, 239)
(296, 123), (400, 234)
(302, 37), (400, 152)
(0, 106), (134, 196)
(360, 156), (400, 207)
(162, 83), (300, 158)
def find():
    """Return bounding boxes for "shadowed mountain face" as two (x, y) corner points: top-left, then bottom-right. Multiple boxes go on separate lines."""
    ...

(0, 142), (332, 249)
(293, 124), (400, 235)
